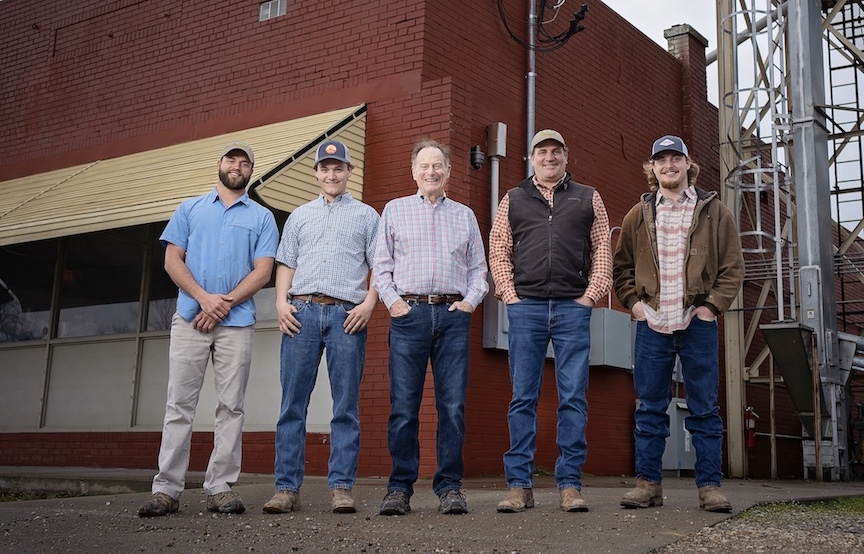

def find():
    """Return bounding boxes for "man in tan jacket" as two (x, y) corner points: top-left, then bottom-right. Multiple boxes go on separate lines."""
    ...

(613, 135), (744, 513)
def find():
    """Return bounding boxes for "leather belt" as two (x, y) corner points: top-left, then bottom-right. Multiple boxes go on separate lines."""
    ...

(293, 294), (348, 305)
(401, 294), (464, 305)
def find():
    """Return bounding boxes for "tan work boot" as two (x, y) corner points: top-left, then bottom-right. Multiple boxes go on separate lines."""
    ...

(331, 488), (356, 513)
(206, 490), (245, 514)
(496, 487), (534, 513)
(620, 478), (663, 508)
(698, 485), (732, 512)
(137, 492), (179, 517)
(559, 487), (588, 512)
(262, 490), (300, 514)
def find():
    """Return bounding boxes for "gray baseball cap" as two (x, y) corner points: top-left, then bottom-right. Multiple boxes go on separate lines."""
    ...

(221, 141), (255, 165)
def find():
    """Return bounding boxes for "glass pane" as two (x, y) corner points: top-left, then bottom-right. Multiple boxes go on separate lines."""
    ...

(147, 224), (177, 331)
(277, 0), (287, 17)
(253, 244), (278, 322)
(254, 286), (277, 322)
(259, 3), (270, 20)
(0, 240), (56, 342)
(58, 227), (146, 338)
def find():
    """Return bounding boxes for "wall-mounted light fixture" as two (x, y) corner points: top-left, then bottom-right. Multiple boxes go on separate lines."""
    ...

(470, 145), (485, 170)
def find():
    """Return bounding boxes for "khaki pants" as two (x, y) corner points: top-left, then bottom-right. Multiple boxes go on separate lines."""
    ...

(151, 313), (254, 498)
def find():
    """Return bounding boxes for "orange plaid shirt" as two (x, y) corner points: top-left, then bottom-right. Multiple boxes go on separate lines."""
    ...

(489, 176), (613, 304)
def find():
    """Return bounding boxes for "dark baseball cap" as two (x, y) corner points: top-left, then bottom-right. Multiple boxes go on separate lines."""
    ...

(651, 135), (689, 159)
(315, 140), (352, 166)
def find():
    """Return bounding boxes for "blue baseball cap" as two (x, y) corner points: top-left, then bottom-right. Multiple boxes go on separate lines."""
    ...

(315, 140), (352, 166)
(651, 135), (689, 159)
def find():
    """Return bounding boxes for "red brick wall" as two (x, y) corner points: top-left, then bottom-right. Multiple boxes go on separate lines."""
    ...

(0, 433), (163, 469)
(0, 432), (327, 475)
(1, 0), (737, 479)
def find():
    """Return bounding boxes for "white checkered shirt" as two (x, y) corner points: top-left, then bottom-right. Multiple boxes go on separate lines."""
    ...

(276, 192), (379, 304)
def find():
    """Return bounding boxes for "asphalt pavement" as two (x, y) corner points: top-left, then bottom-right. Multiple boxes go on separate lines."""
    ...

(1, 466), (863, 553)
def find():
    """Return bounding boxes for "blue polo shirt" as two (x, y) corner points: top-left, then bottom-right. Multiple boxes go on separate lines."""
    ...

(160, 188), (278, 327)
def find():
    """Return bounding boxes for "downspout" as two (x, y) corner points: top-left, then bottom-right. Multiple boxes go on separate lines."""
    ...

(526, 0), (537, 173)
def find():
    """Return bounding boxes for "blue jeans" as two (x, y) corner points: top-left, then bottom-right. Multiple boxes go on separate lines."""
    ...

(503, 298), (592, 490)
(274, 300), (366, 491)
(386, 302), (472, 496)
(632, 318), (723, 488)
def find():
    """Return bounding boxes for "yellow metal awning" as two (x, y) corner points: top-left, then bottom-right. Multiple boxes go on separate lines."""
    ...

(0, 104), (366, 246)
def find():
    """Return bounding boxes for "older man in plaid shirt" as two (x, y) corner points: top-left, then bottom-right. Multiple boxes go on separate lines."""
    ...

(374, 139), (488, 516)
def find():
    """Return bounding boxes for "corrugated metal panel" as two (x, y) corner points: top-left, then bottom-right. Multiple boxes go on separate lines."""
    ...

(0, 105), (366, 246)
(254, 113), (367, 212)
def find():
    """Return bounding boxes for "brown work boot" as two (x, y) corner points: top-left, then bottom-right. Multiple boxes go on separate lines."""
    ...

(262, 490), (300, 514)
(559, 487), (588, 512)
(620, 478), (664, 509)
(496, 487), (534, 513)
(698, 485), (732, 512)
(331, 488), (356, 513)
(137, 492), (179, 517)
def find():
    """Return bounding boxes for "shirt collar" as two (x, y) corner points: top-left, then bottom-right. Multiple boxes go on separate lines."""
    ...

(318, 191), (354, 205)
(655, 185), (696, 205)
(415, 189), (447, 205)
(208, 187), (250, 206)
(532, 172), (569, 192)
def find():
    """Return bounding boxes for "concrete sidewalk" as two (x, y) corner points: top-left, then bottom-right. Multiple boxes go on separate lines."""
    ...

(1, 466), (863, 553)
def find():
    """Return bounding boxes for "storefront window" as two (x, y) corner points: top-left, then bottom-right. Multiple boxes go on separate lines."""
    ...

(146, 226), (177, 331)
(3, 214), (280, 341)
(57, 228), (146, 338)
(0, 240), (56, 342)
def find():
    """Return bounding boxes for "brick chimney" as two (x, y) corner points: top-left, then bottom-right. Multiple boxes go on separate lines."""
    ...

(664, 24), (711, 162)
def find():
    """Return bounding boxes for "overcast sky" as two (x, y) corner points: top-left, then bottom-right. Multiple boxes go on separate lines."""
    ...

(602, 1), (720, 105)
(602, 1), (717, 49)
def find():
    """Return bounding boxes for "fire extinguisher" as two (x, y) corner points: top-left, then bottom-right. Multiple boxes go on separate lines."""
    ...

(745, 406), (759, 449)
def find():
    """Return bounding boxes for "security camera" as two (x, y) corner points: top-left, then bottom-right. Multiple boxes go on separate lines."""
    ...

(470, 146), (485, 170)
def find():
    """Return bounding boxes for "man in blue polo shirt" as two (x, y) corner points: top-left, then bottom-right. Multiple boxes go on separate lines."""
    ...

(138, 142), (279, 517)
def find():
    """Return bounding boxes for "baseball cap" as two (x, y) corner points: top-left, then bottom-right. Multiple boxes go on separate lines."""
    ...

(530, 129), (567, 151)
(651, 135), (689, 159)
(315, 140), (352, 166)
(221, 141), (255, 165)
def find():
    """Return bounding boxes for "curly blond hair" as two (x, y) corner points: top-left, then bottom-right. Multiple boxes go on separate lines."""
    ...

(642, 158), (700, 191)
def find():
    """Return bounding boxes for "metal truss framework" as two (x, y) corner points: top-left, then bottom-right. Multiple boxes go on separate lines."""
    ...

(716, 0), (864, 480)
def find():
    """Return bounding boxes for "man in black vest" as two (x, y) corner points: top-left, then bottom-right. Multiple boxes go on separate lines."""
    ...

(489, 129), (612, 513)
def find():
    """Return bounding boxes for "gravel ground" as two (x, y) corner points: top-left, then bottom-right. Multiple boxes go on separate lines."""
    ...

(653, 503), (864, 553)
(3, 473), (864, 553)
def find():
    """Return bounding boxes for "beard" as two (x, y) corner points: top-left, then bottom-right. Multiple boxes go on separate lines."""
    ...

(658, 174), (687, 190)
(219, 169), (250, 191)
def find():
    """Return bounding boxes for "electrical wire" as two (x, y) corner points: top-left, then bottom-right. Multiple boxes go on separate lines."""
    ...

(541, 0), (566, 25)
(497, 0), (588, 53)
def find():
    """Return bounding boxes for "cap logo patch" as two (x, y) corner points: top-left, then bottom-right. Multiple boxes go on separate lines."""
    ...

(325, 144), (338, 154)
(659, 139), (676, 147)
